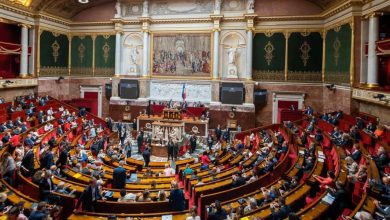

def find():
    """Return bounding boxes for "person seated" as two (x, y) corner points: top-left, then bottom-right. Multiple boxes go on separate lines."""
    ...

(163, 164), (175, 177)
(304, 106), (314, 115)
(15, 104), (23, 111)
(321, 113), (329, 121)
(366, 122), (376, 133)
(313, 171), (335, 190)
(345, 143), (362, 162)
(330, 127), (342, 140)
(347, 164), (367, 183)
(54, 181), (75, 195)
(329, 115), (339, 126)
(0, 97), (4, 104)
(338, 133), (352, 147)
(370, 146), (388, 171)
(270, 197), (291, 220)
(314, 129), (324, 143)
(231, 172), (246, 188)
(335, 110), (343, 119)
(373, 199), (390, 219)
(306, 122), (315, 133)
(349, 126), (361, 141)
(374, 125), (385, 138)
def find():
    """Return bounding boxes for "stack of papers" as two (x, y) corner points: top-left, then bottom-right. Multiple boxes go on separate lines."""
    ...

(322, 193), (335, 205)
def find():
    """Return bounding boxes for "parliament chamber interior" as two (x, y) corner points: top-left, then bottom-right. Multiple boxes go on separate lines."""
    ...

(1, 0), (390, 219)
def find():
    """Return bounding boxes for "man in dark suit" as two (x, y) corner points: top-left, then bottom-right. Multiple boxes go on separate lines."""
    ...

(167, 139), (174, 161)
(190, 134), (197, 154)
(137, 131), (143, 154)
(75, 178), (104, 212)
(271, 197), (291, 220)
(39, 170), (53, 202)
(40, 147), (54, 169)
(173, 141), (179, 161)
(207, 134), (213, 151)
(142, 145), (151, 167)
(21, 145), (34, 177)
(56, 146), (69, 169)
(112, 161), (127, 189)
(214, 124), (222, 141)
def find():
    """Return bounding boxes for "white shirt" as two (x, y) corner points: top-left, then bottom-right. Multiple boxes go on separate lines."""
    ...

(163, 167), (175, 177)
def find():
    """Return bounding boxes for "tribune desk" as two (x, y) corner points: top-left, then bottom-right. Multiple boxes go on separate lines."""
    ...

(137, 111), (208, 138)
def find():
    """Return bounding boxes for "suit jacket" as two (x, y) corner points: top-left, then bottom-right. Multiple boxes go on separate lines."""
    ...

(40, 152), (54, 169)
(112, 166), (127, 189)
(271, 205), (291, 220)
(21, 150), (34, 174)
(76, 185), (102, 211)
(39, 178), (53, 201)
(169, 189), (186, 211)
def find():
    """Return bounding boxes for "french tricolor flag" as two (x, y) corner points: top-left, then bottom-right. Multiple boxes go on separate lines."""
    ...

(182, 84), (186, 101)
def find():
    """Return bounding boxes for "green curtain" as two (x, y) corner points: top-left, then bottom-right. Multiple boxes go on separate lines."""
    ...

(324, 23), (352, 85)
(252, 32), (286, 81)
(71, 35), (93, 76)
(95, 35), (115, 76)
(287, 32), (322, 82)
(39, 31), (69, 76)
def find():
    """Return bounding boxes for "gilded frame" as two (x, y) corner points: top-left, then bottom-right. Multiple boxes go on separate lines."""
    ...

(150, 31), (213, 79)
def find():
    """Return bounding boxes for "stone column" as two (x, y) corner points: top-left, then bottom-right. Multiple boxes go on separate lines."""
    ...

(244, 82), (254, 106)
(367, 13), (380, 87)
(360, 19), (368, 85)
(115, 31), (122, 76)
(28, 27), (35, 76)
(19, 24), (29, 78)
(212, 30), (220, 79)
(246, 30), (253, 80)
(142, 31), (149, 77)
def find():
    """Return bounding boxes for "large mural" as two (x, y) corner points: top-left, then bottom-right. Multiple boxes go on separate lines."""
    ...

(152, 33), (212, 77)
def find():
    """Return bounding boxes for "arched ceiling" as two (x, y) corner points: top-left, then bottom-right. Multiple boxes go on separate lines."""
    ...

(4, 0), (338, 19)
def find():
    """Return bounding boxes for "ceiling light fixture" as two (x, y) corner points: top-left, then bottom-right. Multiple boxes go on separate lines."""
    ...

(78, 0), (89, 4)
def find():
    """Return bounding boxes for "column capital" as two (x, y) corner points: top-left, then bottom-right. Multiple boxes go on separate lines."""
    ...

(364, 12), (383, 19)
(18, 23), (32, 29)
(115, 30), (124, 35)
(283, 31), (291, 39)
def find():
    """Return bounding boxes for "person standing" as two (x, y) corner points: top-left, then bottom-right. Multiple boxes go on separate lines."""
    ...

(75, 178), (104, 212)
(167, 139), (174, 161)
(207, 134), (213, 151)
(190, 134), (197, 154)
(137, 131), (143, 154)
(39, 170), (53, 202)
(169, 182), (185, 211)
(173, 140), (179, 161)
(21, 145), (34, 177)
(112, 161), (127, 189)
(143, 144), (151, 167)
(215, 124), (222, 141)
(1, 152), (15, 185)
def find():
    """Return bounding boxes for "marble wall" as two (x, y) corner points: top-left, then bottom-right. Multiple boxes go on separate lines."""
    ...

(0, 87), (37, 102)
(358, 101), (390, 125)
(254, 0), (322, 16)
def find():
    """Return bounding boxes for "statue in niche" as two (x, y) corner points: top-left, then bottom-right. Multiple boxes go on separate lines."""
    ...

(125, 42), (142, 73)
(142, 0), (149, 16)
(247, 0), (255, 13)
(224, 39), (245, 79)
(115, 2), (121, 18)
(214, 0), (222, 14)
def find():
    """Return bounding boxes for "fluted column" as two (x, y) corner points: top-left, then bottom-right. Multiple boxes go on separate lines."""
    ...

(115, 31), (122, 76)
(19, 24), (29, 78)
(142, 31), (149, 77)
(28, 27), (35, 76)
(212, 30), (220, 79)
(367, 13), (379, 87)
(246, 30), (253, 80)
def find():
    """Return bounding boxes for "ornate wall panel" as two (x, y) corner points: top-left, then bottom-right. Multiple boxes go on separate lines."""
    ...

(71, 35), (93, 76)
(287, 32), (322, 82)
(94, 35), (115, 76)
(150, 81), (212, 102)
(39, 31), (69, 77)
(324, 23), (351, 85)
(150, 0), (214, 15)
(253, 32), (286, 81)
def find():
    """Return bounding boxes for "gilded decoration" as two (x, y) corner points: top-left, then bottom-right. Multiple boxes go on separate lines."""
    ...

(102, 42), (111, 64)
(78, 43), (86, 63)
(264, 41), (274, 66)
(51, 40), (60, 63)
(39, 67), (68, 76)
(300, 41), (311, 67)
(287, 71), (322, 82)
(253, 70), (284, 81)
(333, 37), (341, 66)
(325, 72), (350, 85)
